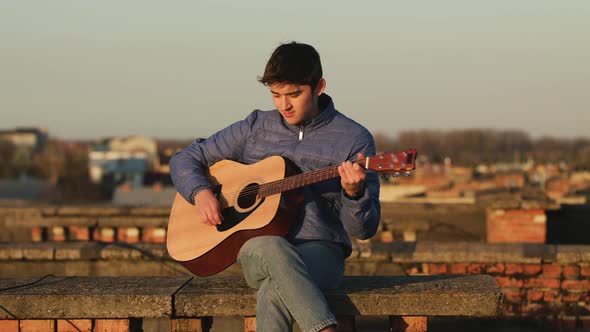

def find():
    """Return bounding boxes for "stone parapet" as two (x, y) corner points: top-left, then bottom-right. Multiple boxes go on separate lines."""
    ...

(0, 276), (191, 319)
(0, 275), (501, 332)
(175, 275), (501, 317)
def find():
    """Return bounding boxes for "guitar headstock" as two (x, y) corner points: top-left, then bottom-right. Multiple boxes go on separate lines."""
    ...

(364, 149), (417, 177)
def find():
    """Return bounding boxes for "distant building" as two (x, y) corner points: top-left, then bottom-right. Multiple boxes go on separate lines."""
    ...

(88, 150), (149, 187)
(88, 136), (158, 188)
(0, 127), (48, 151)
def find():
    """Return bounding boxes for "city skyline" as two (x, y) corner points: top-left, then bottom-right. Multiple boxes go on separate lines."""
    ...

(1, 1), (589, 140)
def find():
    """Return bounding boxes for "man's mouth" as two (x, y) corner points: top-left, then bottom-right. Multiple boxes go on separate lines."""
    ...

(283, 111), (295, 118)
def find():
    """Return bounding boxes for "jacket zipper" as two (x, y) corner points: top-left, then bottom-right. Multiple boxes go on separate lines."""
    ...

(298, 126), (304, 141)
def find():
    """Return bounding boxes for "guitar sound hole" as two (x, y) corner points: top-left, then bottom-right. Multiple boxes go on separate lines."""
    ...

(237, 183), (259, 209)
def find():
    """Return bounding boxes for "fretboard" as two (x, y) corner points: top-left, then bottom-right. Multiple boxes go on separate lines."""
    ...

(257, 159), (365, 198)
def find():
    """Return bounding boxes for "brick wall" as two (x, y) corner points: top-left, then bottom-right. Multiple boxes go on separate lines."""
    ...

(0, 206), (169, 243)
(546, 177), (571, 199)
(346, 242), (590, 329)
(486, 208), (546, 243)
(3, 241), (590, 329)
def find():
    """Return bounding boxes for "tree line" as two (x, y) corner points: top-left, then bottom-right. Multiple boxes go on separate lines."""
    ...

(0, 129), (589, 202)
(374, 129), (590, 170)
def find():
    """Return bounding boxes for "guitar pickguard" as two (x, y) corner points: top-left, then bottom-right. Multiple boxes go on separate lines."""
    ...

(216, 197), (266, 232)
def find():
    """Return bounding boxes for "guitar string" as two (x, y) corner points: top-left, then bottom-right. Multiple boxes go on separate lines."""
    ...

(214, 155), (411, 201)
(216, 156), (406, 200)
(215, 160), (365, 201)
(216, 163), (344, 201)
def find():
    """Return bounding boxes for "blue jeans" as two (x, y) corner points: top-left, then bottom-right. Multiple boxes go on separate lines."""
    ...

(237, 236), (345, 332)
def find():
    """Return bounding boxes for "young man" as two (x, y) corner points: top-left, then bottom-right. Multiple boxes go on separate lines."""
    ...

(170, 42), (381, 332)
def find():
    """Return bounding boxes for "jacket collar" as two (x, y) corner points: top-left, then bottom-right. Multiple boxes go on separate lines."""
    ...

(281, 93), (337, 133)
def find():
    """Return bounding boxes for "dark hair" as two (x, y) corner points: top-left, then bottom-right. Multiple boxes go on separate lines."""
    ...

(258, 42), (323, 89)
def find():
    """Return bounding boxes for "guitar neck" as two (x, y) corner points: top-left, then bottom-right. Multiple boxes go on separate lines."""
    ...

(257, 159), (366, 198)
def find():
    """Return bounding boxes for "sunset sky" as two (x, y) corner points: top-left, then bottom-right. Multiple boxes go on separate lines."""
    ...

(1, 1), (588, 140)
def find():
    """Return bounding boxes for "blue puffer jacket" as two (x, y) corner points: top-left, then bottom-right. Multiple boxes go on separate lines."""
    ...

(169, 94), (380, 257)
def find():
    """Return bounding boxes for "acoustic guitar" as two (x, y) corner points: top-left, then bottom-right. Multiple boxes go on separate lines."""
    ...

(166, 149), (417, 276)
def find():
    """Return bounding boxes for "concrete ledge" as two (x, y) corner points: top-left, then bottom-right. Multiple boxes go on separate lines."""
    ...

(0, 275), (502, 319)
(0, 276), (191, 319)
(176, 275), (502, 317)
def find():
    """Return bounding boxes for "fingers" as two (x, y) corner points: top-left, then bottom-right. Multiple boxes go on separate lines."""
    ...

(339, 160), (366, 183)
(203, 201), (222, 226)
(209, 203), (223, 226)
(194, 189), (223, 226)
(339, 158), (366, 197)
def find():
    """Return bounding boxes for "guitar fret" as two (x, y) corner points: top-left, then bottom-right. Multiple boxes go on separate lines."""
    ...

(259, 163), (357, 198)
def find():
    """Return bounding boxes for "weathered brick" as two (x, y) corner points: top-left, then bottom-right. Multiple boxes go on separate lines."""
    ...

(171, 318), (208, 332)
(31, 226), (44, 242)
(562, 280), (590, 291)
(562, 292), (585, 302)
(117, 227), (140, 243)
(419, 263), (429, 274)
(20, 320), (55, 332)
(495, 277), (524, 288)
(0, 320), (18, 332)
(563, 265), (580, 279)
(68, 226), (90, 241)
(522, 264), (542, 276)
(542, 264), (562, 278)
(487, 209), (546, 244)
(503, 290), (523, 303)
(505, 264), (524, 275)
(544, 290), (560, 302)
(245, 317), (256, 332)
(580, 265), (590, 277)
(95, 319), (129, 332)
(380, 230), (394, 243)
(57, 319), (92, 332)
(526, 290), (544, 302)
(449, 263), (467, 274)
(390, 316), (427, 332)
(486, 263), (506, 274)
(467, 263), (485, 274)
(50, 226), (66, 242)
(142, 227), (166, 244)
(427, 263), (448, 275)
(405, 266), (421, 276)
(94, 228), (115, 243)
(523, 278), (560, 289)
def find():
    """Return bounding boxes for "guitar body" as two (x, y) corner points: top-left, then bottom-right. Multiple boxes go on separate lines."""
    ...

(166, 156), (301, 277)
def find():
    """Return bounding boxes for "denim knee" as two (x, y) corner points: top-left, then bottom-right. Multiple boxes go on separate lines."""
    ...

(239, 236), (293, 260)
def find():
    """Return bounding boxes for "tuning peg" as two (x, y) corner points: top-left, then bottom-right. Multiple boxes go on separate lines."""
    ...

(393, 172), (400, 178)
(381, 174), (391, 181)
(404, 171), (412, 177)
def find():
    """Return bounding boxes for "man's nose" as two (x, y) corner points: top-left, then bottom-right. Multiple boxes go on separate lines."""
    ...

(280, 97), (292, 111)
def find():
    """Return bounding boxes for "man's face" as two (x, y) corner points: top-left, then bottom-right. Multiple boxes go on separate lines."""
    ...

(270, 81), (324, 126)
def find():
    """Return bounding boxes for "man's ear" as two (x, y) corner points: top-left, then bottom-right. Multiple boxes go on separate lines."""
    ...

(315, 78), (326, 96)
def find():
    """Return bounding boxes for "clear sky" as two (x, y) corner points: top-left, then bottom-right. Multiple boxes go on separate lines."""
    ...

(1, 1), (588, 140)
